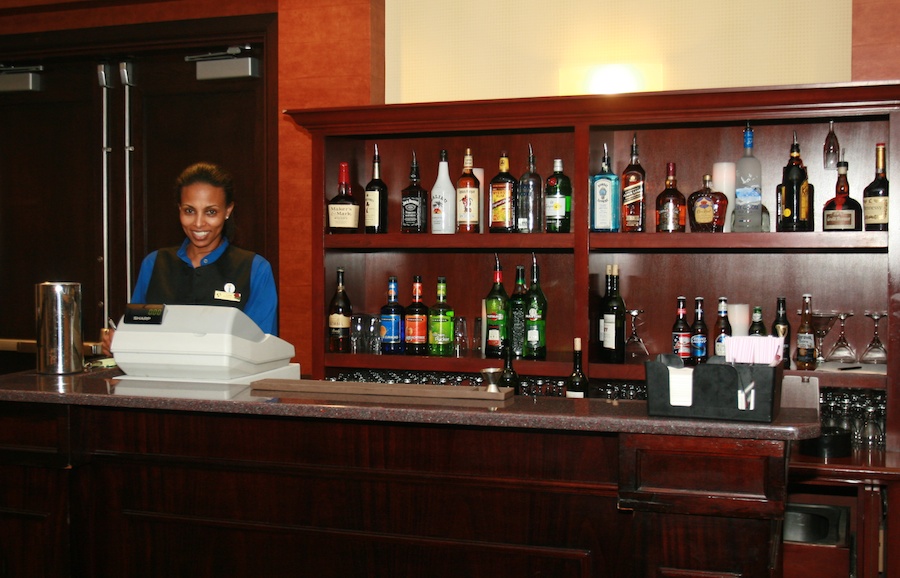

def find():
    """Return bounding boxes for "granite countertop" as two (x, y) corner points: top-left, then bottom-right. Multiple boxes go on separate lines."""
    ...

(0, 367), (820, 441)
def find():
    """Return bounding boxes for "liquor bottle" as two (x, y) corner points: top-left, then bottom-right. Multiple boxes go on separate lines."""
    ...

(589, 143), (621, 232)
(523, 253), (548, 360)
(671, 295), (691, 362)
(565, 338), (590, 398)
(621, 133), (646, 232)
(863, 143), (889, 231)
(327, 161), (359, 234)
(748, 306), (767, 336)
(507, 265), (528, 358)
(776, 131), (814, 232)
(734, 124), (763, 232)
(401, 151), (428, 233)
(431, 149), (456, 234)
(795, 293), (815, 370)
(380, 276), (405, 354)
(688, 297), (708, 366)
(688, 174), (728, 232)
(327, 267), (352, 353)
(823, 154), (863, 231)
(655, 162), (686, 233)
(545, 159), (572, 233)
(601, 263), (626, 363)
(484, 254), (509, 359)
(498, 346), (520, 393)
(428, 276), (454, 357)
(516, 143), (543, 233)
(489, 151), (517, 232)
(364, 143), (388, 233)
(771, 296), (791, 369)
(592, 265), (613, 363)
(712, 297), (732, 358)
(404, 275), (428, 355)
(456, 148), (480, 233)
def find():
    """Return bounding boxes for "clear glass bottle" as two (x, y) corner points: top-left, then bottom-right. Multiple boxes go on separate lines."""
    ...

(327, 161), (359, 234)
(431, 149), (456, 234)
(380, 276), (405, 354)
(795, 293), (815, 370)
(621, 133), (646, 232)
(516, 143), (543, 233)
(734, 124), (763, 232)
(688, 297), (708, 366)
(401, 151), (428, 233)
(544, 158), (572, 233)
(672, 295), (690, 362)
(688, 174), (728, 232)
(565, 338), (590, 398)
(404, 275), (428, 356)
(823, 154), (862, 231)
(655, 162), (685, 233)
(456, 147), (480, 233)
(327, 267), (352, 353)
(428, 276), (454, 357)
(589, 143), (621, 232)
(507, 265), (528, 358)
(771, 296), (791, 369)
(823, 120), (840, 170)
(484, 254), (509, 359)
(489, 151), (517, 232)
(523, 253), (548, 360)
(364, 143), (388, 233)
(863, 143), (889, 231)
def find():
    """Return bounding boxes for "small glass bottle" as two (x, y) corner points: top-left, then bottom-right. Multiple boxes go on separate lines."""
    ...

(688, 174), (728, 232)
(327, 267), (352, 353)
(431, 150), (456, 234)
(401, 151), (428, 233)
(327, 162), (359, 234)
(771, 296), (791, 369)
(456, 148), (480, 233)
(380, 276), (405, 354)
(565, 337), (590, 398)
(589, 143), (621, 232)
(688, 297), (708, 366)
(364, 143), (388, 233)
(823, 153), (863, 231)
(863, 142), (889, 231)
(544, 159), (572, 233)
(672, 295), (690, 362)
(748, 306), (767, 336)
(656, 162), (686, 233)
(795, 293), (815, 370)
(516, 143), (543, 233)
(621, 133), (646, 232)
(489, 151), (517, 232)
(713, 297), (731, 357)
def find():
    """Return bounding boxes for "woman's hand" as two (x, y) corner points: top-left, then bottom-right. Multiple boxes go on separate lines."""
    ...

(100, 327), (115, 357)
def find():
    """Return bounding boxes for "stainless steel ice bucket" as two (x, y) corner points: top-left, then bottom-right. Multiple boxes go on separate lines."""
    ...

(35, 282), (84, 374)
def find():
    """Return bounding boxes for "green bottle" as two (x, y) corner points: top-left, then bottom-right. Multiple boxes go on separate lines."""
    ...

(523, 253), (547, 360)
(545, 158), (572, 233)
(484, 253), (509, 359)
(428, 276), (454, 356)
(507, 265), (528, 358)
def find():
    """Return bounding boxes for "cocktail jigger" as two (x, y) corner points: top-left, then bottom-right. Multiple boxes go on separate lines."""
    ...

(481, 367), (502, 394)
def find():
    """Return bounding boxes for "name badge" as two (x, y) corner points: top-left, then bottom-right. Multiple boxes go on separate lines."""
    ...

(215, 283), (242, 303)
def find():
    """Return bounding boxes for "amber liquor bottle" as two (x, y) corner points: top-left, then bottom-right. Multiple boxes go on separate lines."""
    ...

(327, 267), (352, 353)
(622, 133), (646, 232)
(364, 143), (388, 233)
(456, 148), (480, 233)
(404, 275), (428, 355)
(489, 151), (517, 232)
(327, 162), (359, 234)
(655, 162), (685, 232)
(863, 143), (889, 231)
(688, 174), (728, 232)
(795, 294), (815, 370)
(823, 156), (862, 231)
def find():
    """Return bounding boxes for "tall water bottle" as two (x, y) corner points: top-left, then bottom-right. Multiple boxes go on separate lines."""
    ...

(734, 124), (763, 232)
(431, 149), (456, 234)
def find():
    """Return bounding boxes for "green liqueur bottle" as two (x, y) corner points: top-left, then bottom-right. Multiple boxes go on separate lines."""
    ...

(507, 265), (528, 358)
(523, 253), (547, 360)
(428, 276), (454, 357)
(484, 254), (509, 359)
(545, 159), (572, 233)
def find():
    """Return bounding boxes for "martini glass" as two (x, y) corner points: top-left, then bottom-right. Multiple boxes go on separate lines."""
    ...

(826, 312), (856, 363)
(810, 310), (838, 366)
(859, 310), (888, 364)
(625, 308), (650, 364)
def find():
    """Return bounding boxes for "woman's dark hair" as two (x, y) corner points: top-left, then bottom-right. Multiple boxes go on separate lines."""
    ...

(174, 162), (236, 240)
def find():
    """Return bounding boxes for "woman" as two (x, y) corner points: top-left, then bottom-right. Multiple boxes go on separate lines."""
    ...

(102, 162), (277, 354)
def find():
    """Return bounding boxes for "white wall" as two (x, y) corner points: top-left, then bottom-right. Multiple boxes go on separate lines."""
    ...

(385, 0), (852, 103)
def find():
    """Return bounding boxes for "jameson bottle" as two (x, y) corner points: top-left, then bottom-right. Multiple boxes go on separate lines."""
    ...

(431, 149), (456, 234)
(771, 296), (791, 369)
(622, 133), (646, 232)
(507, 265), (528, 358)
(456, 148), (480, 233)
(589, 143), (621, 232)
(823, 155), (862, 231)
(672, 295), (690, 362)
(565, 338), (590, 398)
(795, 293), (815, 370)
(327, 267), (352, 353)
(713, 297), (731, 357)
(364, 143), (388, 233)
(517, 143), (543, 233)
(484, 254), (509, 359)
(404, 275), (428, 355)
(380, 276), (405, 354)
(545, 159), (572, 233)
(734, 123), (763, 232)
(428, 277), (454, 357)
(489, 151), (517, 232)
(401, 151), (428, 233)
(688, 297), (708, 366)
(656, 162), (686, 232)
(601, 264), (626, 363)
(523, 253), (548, 360)
(327, 161), (359, 234)
(777, 131), (814, 232)
(863, 143), (889, 231)
(688, 174), (728, 232)
(749, 306), (767, 336)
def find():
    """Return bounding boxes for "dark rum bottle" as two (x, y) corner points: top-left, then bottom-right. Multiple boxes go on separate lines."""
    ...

(327, 267), (352, 353)
(489, 151), (517, 232)
(327, 162), (359, 234)
(863, 143), (889, 231)
(655, 162), (685, 232)
(364, 143), (388, 233)
(401, 151), (428, 233)
(621, 133), (646, 232)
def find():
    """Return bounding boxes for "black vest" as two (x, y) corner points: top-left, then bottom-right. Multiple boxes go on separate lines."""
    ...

(144, 245), (254, 311)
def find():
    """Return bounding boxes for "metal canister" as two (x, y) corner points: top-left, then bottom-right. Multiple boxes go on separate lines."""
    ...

(35, 282), (84, 374)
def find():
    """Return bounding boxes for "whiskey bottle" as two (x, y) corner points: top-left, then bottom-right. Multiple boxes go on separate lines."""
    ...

(401, 151), (428, 233)
(456, 148), (480, 233)
(517, 143), (543, 233)
(795, 293), (815, 370)
(489, 151), (517, 232)
(484, 254), (509, 359)
(327, 161), (359, 234)
(748, 306), (767, 336)
(771, 296), (791, 369)
(523, 253), (548, 360)
(688, 174), (728, 233)
(777, 131), (814, 232)
(565, 338), (590, 398)
(380, 276), (405, 354)
(621, 133), (646, 232)
(734, 123), (763, 232)
(327, 267), (352, 353)
(589, 143), (621, 232)
(544, 159), (572, 233)
(507, 265), (528, 358)
(655, 162), (685, 233)
(601, 264), (626, 363)
(404, 275), (428, 355)
(863, 143), (889, 231)
(364, 143), (388, 233)
(431, 149), (456, 234)
(672, 295), (690, 362)
(713, 297), (731, 357)
(688, 297), (708, 366)
(823, 155), (862, 231)
(428, 277), (455, 357)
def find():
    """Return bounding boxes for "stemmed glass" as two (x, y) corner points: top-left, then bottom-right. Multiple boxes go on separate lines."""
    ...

(625, 309), (650, 364)
(859, 310), (888, 364)
(826, 311), (857, 363)
(810, 310), (838, 366)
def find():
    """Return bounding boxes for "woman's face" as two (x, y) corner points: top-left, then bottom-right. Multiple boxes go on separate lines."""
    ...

(178, 182), (233, 256)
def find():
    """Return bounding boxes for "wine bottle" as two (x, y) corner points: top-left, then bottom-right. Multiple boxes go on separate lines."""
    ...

(380, 276), (405, 354)
(364, 143), (388, 233)
(431, 149), (456, 234)
(672, 295), (690, 362)
(565, 337), (590, 398)
(823, 154), (862, 231)
(404, 275), (428, 355)
(734, 123), (763, 232)
(589, 143), (621, 232)
(428, 276), (454, 357)
(863, 142), (889, 231)
(517, 143), (543, 233)
(401, 151), (428, 233)
(777, 131), (814, 232)
(523, 253), (548, 360)
(489, 151), (517, 233)
(795, 293), (815, 370)
(327, 267), (352, 353)
(484, 253), (509, 359)
(327, 161), (359, 234)
(749, 306), (767, 336)
(601, 263), (625, 363)
(688, 174), (728, 233)
(655, 162), (685, 233)
(498, 346), (520, 393)
(688, 297), (708, 366)
(621, 133), (646, 232)
(544, 159), (572, 233)
(507, 265), (528, 358)
(591, 265), (613, 363)
(713, 297), (731, 358)
(771, 296), (791, 369)
(456, 148), (480, 233)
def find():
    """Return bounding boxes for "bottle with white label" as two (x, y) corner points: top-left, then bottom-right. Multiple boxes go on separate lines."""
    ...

(364, 143), (388, 233)
(431, 150), (456, 234)
(456, 148), (480, 233)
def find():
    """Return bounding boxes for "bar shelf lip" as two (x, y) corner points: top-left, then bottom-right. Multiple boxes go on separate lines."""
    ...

(324, 232), (575, 251)
(589, 231), (888, 252)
